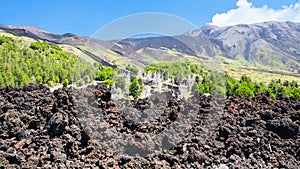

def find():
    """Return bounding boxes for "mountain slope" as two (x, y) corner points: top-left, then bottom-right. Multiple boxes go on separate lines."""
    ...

(1, 21), (300, 80)
(201, 21), (300, 71)
(0, 25), (88, 45)
(111, 21), (300, 72)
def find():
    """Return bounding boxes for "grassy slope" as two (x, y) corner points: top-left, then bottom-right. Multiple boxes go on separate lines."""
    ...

(0, 31), (96, 65)
(215, 55), (300, 84)
(76, 45), (133, 67)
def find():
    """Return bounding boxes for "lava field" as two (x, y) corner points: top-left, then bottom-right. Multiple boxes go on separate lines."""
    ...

(0, 84), (299, 168)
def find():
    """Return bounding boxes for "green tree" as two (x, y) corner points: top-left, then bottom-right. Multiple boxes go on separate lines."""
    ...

(290, 81), (298, 88)
(96, 66), (115, 81)
(36, 75), (43, 83)
(198, 75), (212, 93)
(53, 76), (60, 83)
(291, 88), (300, 99)
(129, 76), (143, 99)
(235, 82), (255, 97)
(225, 75), (238, 96)
(258, 86), (276, 99)
(62, 79), (69, 87)
(47, 81), (54, 87)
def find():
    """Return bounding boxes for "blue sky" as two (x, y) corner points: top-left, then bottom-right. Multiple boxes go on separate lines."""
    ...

(1, 0), (299, 36)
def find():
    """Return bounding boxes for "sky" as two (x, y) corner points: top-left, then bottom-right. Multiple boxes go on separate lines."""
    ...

(1, 0), (300, 37)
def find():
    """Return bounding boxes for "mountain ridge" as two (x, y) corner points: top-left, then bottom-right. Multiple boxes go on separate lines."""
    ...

(1, 21), (300, 73)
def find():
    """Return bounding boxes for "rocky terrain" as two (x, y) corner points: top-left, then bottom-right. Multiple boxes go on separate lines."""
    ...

(0, 84), (299, 168)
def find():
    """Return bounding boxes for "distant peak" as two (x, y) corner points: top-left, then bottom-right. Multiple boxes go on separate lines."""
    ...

(7, 25), (51, 34)
(62, 33), (76, 37)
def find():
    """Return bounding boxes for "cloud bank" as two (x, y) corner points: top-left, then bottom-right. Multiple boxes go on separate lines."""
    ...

(210, 0), (300, 27)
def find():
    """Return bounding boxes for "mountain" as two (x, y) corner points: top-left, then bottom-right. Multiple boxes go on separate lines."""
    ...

(110, 21), (300, 72)
(201, 21), (300, 71)
(0, 25), (88, 45)
(1, 21), (300, 80)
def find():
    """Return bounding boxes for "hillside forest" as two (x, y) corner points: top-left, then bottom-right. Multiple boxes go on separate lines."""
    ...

(0, 35), (299, 99)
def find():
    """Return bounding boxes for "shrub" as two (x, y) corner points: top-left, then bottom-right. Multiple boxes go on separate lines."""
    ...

(47, 81), (54, 87)
(125, 64), (139, 74)
(104, 79), (113, 87)
(62, 79), (69, 87)
(30, 41), (50, 51)
(235, 82), (254, 97)
(36, 75), (43, 83)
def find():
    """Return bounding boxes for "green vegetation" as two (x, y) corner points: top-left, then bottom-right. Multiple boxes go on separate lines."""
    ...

(0, 35), (121, 88)
(214, 55), (300, 84)
(93, 63), (117, 87)
(9, 31), (18, 36)
(35, 75), (43, 83)
(95, 64), (115, 81)
(198, 75), (212, 94)
(129, 76), (143, 99)
(145, 62), (300, 99)
(0, 35), (97, 87)
(145, 62), (204, 83)
(267, 79), (299, 99)
(62, 79), (69, 87)
(225, 75), (255, 97)
(0, 34), (299, 100)
(125, 64), (139, 74)
(145, 62), (226, 96)
(0, 36), (14, 45)
(225, 75), (300, 99)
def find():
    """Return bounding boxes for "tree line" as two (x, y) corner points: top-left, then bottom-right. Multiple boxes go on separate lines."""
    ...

(144, 62), (300, 99)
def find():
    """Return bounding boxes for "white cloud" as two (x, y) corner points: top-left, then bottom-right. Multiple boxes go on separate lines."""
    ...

(210, 0), (300, 27)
